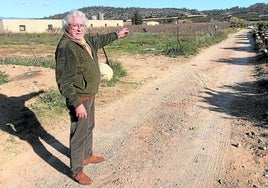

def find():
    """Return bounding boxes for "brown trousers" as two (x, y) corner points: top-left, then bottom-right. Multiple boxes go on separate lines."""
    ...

(67, 97), (95, 174)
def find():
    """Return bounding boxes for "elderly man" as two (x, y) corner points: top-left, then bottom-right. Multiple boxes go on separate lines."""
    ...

(55, 9), (129, 185)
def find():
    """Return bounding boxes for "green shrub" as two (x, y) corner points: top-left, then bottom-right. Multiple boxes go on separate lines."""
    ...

(101, 60), (127, 87)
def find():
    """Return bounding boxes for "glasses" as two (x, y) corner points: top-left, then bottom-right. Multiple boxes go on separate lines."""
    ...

(69, 24), (86, 29)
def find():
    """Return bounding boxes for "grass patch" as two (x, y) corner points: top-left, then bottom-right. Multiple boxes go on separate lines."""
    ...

(0, 33), (61, 46)
(0, 28), (233, 70)
(37, 89), (66, 112)
(162, 31), (228, 57)
(0, 56), (55, 69)
(0, 71), (8, 85)
(25, 89), (68, 129)
(107, 30), (230, 57)
(108, 32), (173, 54)
(29, 89), (67, 122)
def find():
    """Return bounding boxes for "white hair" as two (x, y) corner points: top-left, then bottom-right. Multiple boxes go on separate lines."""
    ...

(62, 9), (88, 32)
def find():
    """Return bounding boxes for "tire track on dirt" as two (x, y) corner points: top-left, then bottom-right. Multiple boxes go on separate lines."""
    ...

(86, 29), (255, 188)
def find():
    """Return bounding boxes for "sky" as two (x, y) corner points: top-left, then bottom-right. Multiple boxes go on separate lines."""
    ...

(0, 0), (266, 18)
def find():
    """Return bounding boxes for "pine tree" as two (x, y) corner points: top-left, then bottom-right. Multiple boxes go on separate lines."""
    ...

(132, 11), (143, 25)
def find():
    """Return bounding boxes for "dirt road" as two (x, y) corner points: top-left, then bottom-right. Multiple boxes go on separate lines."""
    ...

(0, 29), (266, 187)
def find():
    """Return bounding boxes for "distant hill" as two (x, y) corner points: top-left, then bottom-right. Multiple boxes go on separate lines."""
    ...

(202, 3), (268, 22)
(44, 3), (268, 22)
(44, 6), (188, 21)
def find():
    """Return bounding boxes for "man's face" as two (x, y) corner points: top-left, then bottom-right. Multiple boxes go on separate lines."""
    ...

(68, 15), (86, 40)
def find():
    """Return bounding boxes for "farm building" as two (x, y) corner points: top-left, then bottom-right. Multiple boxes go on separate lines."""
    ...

(0, 19), (124, 33)
(144, 21), (159, 26)
(88, 20), (123, 28)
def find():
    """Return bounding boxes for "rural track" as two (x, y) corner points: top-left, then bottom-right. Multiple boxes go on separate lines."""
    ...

(0, 29), (257, 187)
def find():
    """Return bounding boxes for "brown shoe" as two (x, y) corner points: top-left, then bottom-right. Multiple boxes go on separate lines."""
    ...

(72, 172), (93, 185)
(84, 155), (104, 165)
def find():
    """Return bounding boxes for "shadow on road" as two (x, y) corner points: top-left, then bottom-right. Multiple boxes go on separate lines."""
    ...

(202, 32), (268, 128)
(217, 33), (258, 65)
(0, 90), (71, 177)
(201, 81), (268, 128)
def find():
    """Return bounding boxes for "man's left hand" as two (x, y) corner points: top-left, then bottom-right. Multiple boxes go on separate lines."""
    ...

(118, 28), (130, 38)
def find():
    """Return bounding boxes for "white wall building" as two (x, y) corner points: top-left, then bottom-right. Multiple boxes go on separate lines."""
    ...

(0, 19), (62, 33)
(0, 19), (124, 33)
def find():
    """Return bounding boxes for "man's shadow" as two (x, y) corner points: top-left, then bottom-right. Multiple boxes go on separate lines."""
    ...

(0, 90), (72, 177)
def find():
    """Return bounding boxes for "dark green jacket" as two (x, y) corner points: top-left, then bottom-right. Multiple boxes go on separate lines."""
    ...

(55, 32), (118, 108)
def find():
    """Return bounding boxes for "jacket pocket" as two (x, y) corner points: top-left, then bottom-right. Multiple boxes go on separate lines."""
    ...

(74, 75), (87, 90)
